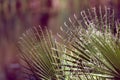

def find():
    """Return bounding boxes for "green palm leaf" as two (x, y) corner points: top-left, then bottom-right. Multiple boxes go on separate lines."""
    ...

(18, 26), (63, 80)
(17, 6), (120, 80)
(57, 6), (120, 80)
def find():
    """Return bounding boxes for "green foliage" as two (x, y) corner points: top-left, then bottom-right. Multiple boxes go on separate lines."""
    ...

(59, 27), (120, 79)
(18, 26), (64, 80)
(18, 7), (120, 80)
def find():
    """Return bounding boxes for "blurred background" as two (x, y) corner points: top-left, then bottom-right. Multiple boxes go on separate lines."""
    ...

(0, 0), (120, 80)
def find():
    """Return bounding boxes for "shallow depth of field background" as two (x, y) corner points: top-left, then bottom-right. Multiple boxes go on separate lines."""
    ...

(0, 0), (120, 80)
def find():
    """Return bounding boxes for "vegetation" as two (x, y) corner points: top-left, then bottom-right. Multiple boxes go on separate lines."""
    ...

(18, 7), (120, 80)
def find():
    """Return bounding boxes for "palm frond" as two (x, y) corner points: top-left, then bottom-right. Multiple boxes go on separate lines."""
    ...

(18, 26), (63, 80)
(57, 6), (120, 80)
(17, 6), (120, 80)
